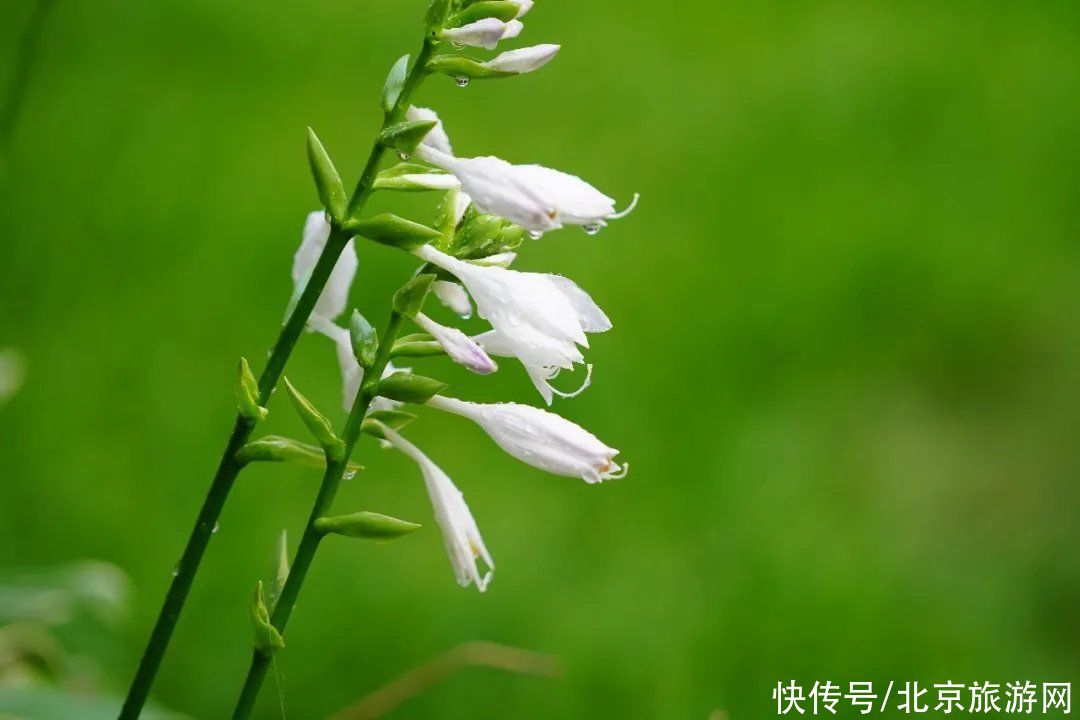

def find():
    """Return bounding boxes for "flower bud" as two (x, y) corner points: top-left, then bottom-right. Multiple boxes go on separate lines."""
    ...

(381, 54), (410, 113)
(283, 377), (345, 460)
(236, 357), (267, 422)
(483, 44), (559, 74)
(236, 435), (362, 473)
(350, 310), (379, 369)
(343, 213), (443, 251)
(314, 511), (421, 541)
(392, 273), (436, 318)
(306, 128), (347, 224)
(415, 312), (498, 375)
(250, 581), (285, 656)
(377, 372), (447, 404)
(438, 18), (522, 50)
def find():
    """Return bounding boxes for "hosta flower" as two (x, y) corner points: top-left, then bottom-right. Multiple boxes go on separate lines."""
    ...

(306, 315), (403, 413)
(290, 211), (358, 322)
(432, 280), (473, 318)
(483, 44), (559, 74)
(382, 427), (493, 591)
(440, 18), (523, 50)
(414, 244), (609, 404)
(414, 312), (498, 375)
(427, 396), (626, 483)
(474, 329), (592, 403)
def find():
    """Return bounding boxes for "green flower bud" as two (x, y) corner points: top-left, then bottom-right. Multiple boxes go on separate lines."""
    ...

(381, 54), (410, 113)
(236, 357), (267, 422)
(390, 339), (444, 358)
(343, 213), (442, 251)
(235, 435), (362, 474)
(306, 128), (347, 224)
(249, 581), (285, 656)
(377, 372), (447, 404)
(450, 1), (520, 25)
(392, 274), (436, 317)
(283, 378), (345, 460)
(314, 511), (421, 541)
(350, 310), (378, 369)
(380, 120), (439, 157)
(426, 55), (511, 80)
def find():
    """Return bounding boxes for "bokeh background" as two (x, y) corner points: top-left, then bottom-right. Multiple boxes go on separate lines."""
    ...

(2, 0), (1079, 717)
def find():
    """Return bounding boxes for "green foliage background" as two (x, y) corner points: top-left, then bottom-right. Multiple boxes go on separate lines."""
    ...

(1, 0), (1078, 717)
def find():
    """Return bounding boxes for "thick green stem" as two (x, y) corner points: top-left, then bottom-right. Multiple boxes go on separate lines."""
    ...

(120, 38), (435, 720)
(232, 311), (407, 720)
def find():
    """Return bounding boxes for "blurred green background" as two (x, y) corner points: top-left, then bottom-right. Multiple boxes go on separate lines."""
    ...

(2, 0), (1079, 717)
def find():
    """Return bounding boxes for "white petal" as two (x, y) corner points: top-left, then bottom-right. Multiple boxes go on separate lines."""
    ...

(511, 0), (534, 18)
(441, 18), (514, 50)
(514, 165), (616, 225)
(433, 280), (473, 318)
(545, 275), (612, 332)
(483, 44), (559, 74)
(406, 105), (453, 155)
(416, 313), (498, 375)
(290, 211), (357, 323)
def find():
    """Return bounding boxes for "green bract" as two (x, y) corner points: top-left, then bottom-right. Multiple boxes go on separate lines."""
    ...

(235, 357), (267, 422)
(343, 213), (442, 250)
(350, 310), (379, 369)
(427, 55), (512, 80)
(283, 378), (345, 460)
(377, 372), (447, 403)
(449, 1), (520, 25)
(314, 511), (421, 541)
(305, 128), (347, 224)
(380, 120), (439, 156)
(392, 273), (436, 317)
(381, 55), (410, 113)
(249, 581), (285, 656)
(235, 435), (362, 474)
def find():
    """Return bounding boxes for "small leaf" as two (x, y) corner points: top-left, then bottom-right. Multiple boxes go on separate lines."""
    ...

(283, 378), (345, 460)
(392, 273), (436, 317)
(315, 511), (421, 541)
(380, 120), (438, 156)
(350, 310), (379, 368)
(343, 213), (442, 251)
(382, 54), (411, 113)
(306, 128), (348, 223)
(377, 372), (447, 403)
(449, 1), (520, 26)
(424, 0), (452, 33)
(427, 55), (512, 80)
(236, 357), (267, 422)
(235, 435), (362, 473)
(250, 581), (285, 656)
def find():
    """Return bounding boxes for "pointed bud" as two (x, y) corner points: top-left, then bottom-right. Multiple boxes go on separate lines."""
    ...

(283, 378), (345, 460)
(483, 44), (559, 74)
(349, 310), (379, 369)
(380, 120), (439, 157)
(427, 55), (510, 80)
(377, 372), (447, 404)
(250, 581), (285, 656)
(236, 357), (267, 422)
(235, 435), (362, 473)
(393, 273), (436, 317)
(374, 163), (459, 192)
(343, 213), (443, 251)
(450, 1), (521, 25)
(390, 338), (444, 358)
(381, 54), (410, 113)
(314, 511), (422, 541)
(306, 128), (348, 224)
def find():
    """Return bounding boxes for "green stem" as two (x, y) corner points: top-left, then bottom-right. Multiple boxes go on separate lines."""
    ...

(232, 311), (407, 720)
(120, 36), (434, 720)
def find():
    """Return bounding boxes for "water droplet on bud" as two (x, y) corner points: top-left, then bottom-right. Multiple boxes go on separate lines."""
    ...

(397, 151), (410, 161)
(583, 224), (601, 236)
(528, 230), (543, 240)
(454, 76), (470, 88)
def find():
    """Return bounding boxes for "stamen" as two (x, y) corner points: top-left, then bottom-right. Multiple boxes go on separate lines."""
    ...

(548, 363), (593, 399)
(609, 192), (640, 219)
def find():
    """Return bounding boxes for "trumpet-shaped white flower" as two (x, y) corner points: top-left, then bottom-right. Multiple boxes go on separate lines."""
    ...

(432, 280), (473, 318)
(428, 396), (626, 483)
(414, 244), (609, 404)
(306, 315), (403, 413)
(406, 106), (453, 155)
(415, 312), (498, 375)
(440, 18), (523, 50)
(290, 211), (358, 322)
(382, 427), (493, 591)
(416, 145), (635, 233)
(483, 44), (559, 74)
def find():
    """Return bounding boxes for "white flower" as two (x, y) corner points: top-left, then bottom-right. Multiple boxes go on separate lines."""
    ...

(289, 211), (358, 323)
(440, 18), (523, 50)
(510, 0), (534, 18)
(415, 312), (498, 375)
(306, 315), (403, 413)
(474, 329), (592, 403)
(416, 145), (636, 233)
(428, 396), (626, 483)
(483, 44), (559, 74)
(382, 426), (493, 591)
(414, 244), (609, 404)
(406, 106), (453, 155)
(432, 280), (473, 318)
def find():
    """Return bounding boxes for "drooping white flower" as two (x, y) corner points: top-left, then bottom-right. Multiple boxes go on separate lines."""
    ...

(414, 312), (498, 375)
(428, 396), (626, 483)
(440, 18), (523, 50)
(382, 426), (493, 591)
(289, 211), (358, 323)
(406, 106), (453, 155)
(414, 244), (608, 404)
(483, 44), (559, 75)
(306, 315), (403, 413)
(432, 280), (473, 318)
(416, 146), (636, 233)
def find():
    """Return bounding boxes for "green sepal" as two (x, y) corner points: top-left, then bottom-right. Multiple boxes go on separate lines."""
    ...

(235, 435), (362, 474)
(381, 54), (410, 113)
(427, 55), (512, 80)
(343, 213), (442, 251)
(306, 128), (348, 224)
(424, 0), (452, 33)
(392, 274), (436, 317)
(249, 581), (285, 656)
(360, 410), (418, 439)
(380, 120), (438, 156)
(314, 511), (421, 541)
(380, 162), (441, 178)
(377, 372), (447, 403)
(433, 189), (465, 248)
(450, 212), (526, 259)
(449, 1), (520, 26)
(236, 357), (267, 422)
(283, 378), (345, 460)
(350, 310), (379, 369)
(390, 339), (444, 358)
